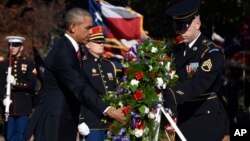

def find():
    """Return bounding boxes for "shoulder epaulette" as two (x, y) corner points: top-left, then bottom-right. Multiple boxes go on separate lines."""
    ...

(201, 39), (223, 58)
(102, 58), (111, 62)
(202, 39), (216, 49)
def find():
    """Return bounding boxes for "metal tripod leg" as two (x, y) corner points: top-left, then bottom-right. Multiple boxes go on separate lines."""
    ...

(160, 106), (187, 141)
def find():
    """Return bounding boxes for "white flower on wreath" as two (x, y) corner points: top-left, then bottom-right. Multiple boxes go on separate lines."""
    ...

(134, 129), (144, 138)
(148, 111), (156, 119)
(144, 106), (149, 114)
(151, 47), (158, 53)
(148, 65), (153, 71)
(156, 77), (166, 89)
(118, 101), (123, 107)
(130, 79), (139, 86)
(165, 62), (171, 71)
(170, 70), (176, 79)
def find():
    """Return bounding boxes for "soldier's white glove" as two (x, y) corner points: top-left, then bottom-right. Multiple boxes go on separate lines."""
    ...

(78, 122), (90, 136)
(7, 74), (16, 85)
(3, 97), (12, 106)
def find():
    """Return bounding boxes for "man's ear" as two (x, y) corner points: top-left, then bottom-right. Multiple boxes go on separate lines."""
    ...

(69, 23), (77, 33)
(195, 17), (201, 30)
(20, 46), (24, 51)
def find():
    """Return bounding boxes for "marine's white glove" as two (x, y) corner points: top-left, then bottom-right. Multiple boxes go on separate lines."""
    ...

(78, 122), (90, 136)
(7, 74), (16, 85)
(3, 97), (12, 106)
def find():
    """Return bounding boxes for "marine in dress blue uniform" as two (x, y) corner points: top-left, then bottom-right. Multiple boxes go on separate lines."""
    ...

(78, 26), (117, 141)
(163, 0), (229, 141)
(0, 36), (36, 141)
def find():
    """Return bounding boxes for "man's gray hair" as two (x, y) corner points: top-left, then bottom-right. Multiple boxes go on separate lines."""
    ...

(64, 8), (92, 29)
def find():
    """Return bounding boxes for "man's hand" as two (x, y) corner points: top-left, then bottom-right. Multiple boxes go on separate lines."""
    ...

(7, 74), (16, 85)
(106, 107), (126, 124)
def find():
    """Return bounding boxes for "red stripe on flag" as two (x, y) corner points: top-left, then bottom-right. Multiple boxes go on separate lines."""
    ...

(105, 17), (142, 40)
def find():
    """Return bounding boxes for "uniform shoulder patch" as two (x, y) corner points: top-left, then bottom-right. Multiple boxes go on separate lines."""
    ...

(208, 48), (223, 54)
(201, 59), (212, 72)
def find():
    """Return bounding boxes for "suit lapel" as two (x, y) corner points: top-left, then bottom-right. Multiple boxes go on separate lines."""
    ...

(63, 36), (82, 69)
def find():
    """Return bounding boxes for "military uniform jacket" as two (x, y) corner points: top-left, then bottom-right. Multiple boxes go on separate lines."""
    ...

(80, 53), (116, 129)
(163, 34), (229, 140)
(0, 56), (36, 116)
(164, 34), (224, 107)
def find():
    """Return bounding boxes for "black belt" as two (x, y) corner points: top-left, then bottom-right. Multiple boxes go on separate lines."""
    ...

(188, 92), (217, 102)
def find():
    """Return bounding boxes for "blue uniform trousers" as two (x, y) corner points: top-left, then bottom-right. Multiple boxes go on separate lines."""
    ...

(83, 130), (106, 141)
(7, 116), (29, 141)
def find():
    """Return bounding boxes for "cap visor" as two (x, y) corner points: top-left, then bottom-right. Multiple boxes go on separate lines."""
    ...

(91, 39), (108, 44)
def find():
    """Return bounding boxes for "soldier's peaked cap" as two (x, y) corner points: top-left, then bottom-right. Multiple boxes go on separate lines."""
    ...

(89, 26), (106, 43)
(5, 36), (25, 43)
(166, 0), (200, 20)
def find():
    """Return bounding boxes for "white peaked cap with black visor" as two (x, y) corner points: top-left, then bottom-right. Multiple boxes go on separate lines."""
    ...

(5, 36), (25, 48)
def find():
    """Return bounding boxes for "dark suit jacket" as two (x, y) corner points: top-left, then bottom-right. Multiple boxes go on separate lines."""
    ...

(24, 36), (107, 141)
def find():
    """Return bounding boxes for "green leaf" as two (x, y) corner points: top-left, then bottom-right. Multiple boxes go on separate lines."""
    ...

(129, 84), (138, 93)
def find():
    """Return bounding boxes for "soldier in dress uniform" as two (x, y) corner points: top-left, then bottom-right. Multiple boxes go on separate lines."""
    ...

(162, 0), (230, 141)
(0, 36), (36, 141)
(77, 26), (117, 141)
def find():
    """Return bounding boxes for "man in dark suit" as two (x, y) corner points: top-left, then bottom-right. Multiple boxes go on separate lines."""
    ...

(162, 0), (230, 141)
(77, 26), (117, 141)
(24, 8), (125, 141)
(0, 36), (37, 141)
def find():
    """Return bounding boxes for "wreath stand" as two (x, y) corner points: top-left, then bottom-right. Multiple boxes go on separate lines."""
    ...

(153, 95), (187, 141)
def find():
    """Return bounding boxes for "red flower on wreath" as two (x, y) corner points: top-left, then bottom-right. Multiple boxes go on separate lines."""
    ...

(133, 89), (144, 101)
(175, 35), (183, 44)
(150, 72), (156, 78)
(122, 106), (132, 115)
(135, 72), (144, 80)
(136, 120), (145, 129)
(165, 55), (171, 61)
